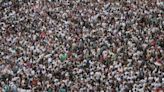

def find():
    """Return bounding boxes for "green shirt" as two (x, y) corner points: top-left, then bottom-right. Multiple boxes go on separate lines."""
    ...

(59, 88), (66, 92)
(60, 53), (68, 62)
(4, 85), (10, 92)
(72, 53), (78, 58)
(109, 51), (116, 61)
(47, 88), (53, 92)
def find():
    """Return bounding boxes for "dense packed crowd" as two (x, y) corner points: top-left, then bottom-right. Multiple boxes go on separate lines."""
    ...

(0, 0), (164, 92)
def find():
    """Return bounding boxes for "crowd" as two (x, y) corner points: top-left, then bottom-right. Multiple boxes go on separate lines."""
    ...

(0, 0), (164, 92)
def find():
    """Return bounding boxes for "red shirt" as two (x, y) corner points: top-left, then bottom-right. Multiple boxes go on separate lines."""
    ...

(40, 32), (46, 39)
(154, 88), (164, 92)
(151, 40), (156, 47)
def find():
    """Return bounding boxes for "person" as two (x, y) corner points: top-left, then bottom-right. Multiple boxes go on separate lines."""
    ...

(3, 84), (10, 92)
(0, 83), (3, 92)
(9, 81), (18, 92)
